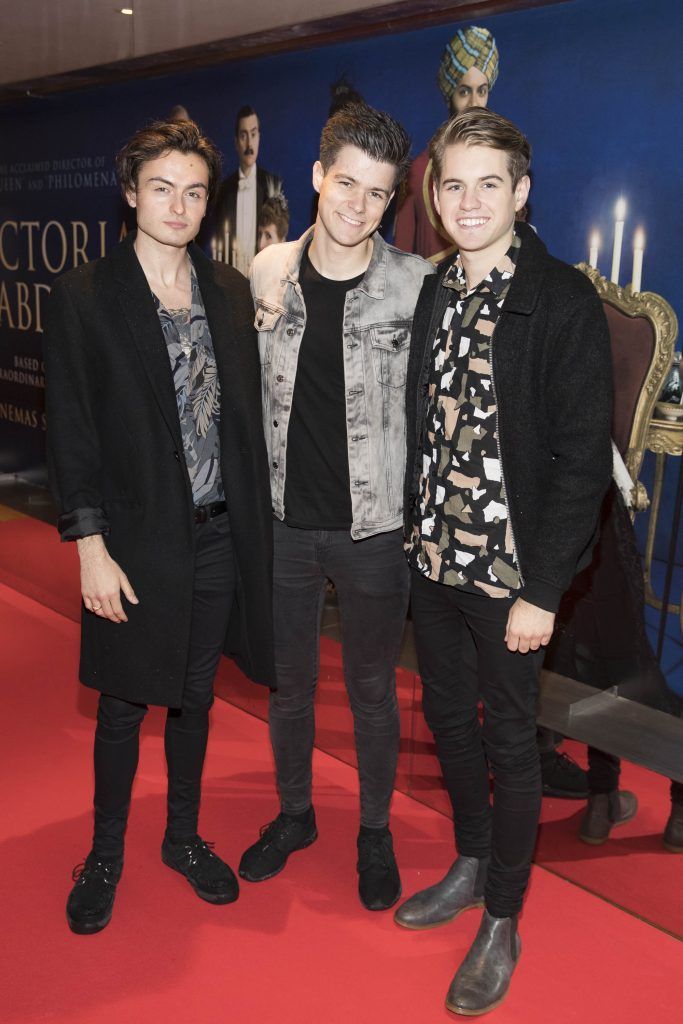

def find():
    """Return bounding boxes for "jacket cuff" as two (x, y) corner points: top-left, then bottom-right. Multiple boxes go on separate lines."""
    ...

(519, 577), (564, 614)
(58, 506), (110, 542)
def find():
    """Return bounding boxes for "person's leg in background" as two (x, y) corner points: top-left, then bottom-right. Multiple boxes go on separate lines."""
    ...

(578, 747), (637, 845)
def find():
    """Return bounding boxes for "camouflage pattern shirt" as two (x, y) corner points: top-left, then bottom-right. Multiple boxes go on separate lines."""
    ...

(154, 262), (224, 506)
(406, 234), (522, 598)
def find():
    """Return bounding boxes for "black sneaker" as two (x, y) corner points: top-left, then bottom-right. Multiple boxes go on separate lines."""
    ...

(239, 809), (318, 882)
(541, 749), (589, 799)
(66, 852), (123, 935)
(357, 828), (401, 911)
(161, 835), (239, 904)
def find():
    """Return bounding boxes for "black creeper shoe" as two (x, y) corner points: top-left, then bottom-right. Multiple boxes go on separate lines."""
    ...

(66, 851), (123, 935)
(162, 835), (239, 904)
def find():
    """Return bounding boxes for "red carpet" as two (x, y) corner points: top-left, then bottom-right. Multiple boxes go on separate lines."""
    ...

(1, 515), (682, 940)
(1, 581), (682, 1024)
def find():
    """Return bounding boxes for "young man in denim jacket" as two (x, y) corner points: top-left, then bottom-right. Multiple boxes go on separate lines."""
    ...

(240, 104), (433, 910)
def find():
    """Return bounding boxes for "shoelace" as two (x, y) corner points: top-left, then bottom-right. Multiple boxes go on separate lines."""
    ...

(358, 834), (392, 869)
(71, 858), (119, 883)
(176, 838), (216, 865)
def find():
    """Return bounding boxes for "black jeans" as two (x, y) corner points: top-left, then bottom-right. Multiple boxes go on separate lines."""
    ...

(588, 748), (683, 806)
(410, 570), (543, 919)
(91, 512), (236, 858)
(269, 521), (409, 828)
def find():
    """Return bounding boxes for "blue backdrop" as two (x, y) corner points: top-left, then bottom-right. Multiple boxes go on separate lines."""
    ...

(1, 0), (681, 537)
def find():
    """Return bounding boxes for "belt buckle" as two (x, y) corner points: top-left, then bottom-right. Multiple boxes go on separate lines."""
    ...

(194, 505), (209, 524)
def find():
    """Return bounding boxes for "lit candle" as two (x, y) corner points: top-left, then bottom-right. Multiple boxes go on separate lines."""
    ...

(610, 197), (626, 284)
(210, 237), (217, 260)
(223, 222), (230, 265)
(217, 237), (223, 262)
(589, 230), (600, 269)
(632, 228), (645, 292)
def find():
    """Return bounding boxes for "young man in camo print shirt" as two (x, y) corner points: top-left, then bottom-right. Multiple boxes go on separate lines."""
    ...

(395, 108), (612, 1016)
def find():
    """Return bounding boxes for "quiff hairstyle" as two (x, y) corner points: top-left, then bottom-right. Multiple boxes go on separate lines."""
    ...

(116, 119), (222, 202)
(430, 107), (531, 188)
(319, 103), (411, 191)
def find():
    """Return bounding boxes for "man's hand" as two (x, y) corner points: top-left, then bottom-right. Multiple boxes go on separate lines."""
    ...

(77, 535), (139, 623)
(505, 597), (555, 654)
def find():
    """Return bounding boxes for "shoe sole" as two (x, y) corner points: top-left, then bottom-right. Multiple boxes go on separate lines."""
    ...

(395, 898), (485, 931)
(238, 830), (318, 883)
(161, 854), (239, 904)
(663, 840), (683, 853)
(66, 909), (113, 935)
(445, 991), (509, 1016)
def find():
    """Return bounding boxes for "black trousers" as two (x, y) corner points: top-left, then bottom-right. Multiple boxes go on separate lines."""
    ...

(268, 521), (410, 828)
(410, 570), (543, 919)
(91, 512), (236, 858)
(587, 747), (683, 806)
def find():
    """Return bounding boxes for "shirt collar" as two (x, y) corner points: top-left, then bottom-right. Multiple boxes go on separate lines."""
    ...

(238, 164), (257, 187)
(443, 232), (521, 299)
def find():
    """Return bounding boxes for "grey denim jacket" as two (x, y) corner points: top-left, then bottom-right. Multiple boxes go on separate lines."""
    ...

(250, 228), (434, 539)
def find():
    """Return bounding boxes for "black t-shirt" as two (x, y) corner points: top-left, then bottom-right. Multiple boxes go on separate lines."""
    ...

(283, 248), (364, 530)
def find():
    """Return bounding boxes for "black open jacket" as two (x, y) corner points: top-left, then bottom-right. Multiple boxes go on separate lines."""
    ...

(404, 221), (614, 613)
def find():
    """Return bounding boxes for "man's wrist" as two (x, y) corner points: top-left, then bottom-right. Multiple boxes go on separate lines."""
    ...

(77, 535), (108, 560)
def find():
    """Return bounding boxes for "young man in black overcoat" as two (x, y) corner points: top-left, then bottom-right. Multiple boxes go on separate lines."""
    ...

(44, 120), (275, 934)
(394, 108), (613, 1015)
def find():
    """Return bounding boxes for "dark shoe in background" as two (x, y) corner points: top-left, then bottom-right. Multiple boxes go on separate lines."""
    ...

(663, 800), (683, 852)
(66, 851), (123, 934)
(357, 826), (401, 911)
(579, 790), (638, 845)
(238, 808), (317, 882)
(162, 835), (238, 904)
(541, 749), (589, 799)
(446, 910), (521, 1016)
(394, 855), (488, 930)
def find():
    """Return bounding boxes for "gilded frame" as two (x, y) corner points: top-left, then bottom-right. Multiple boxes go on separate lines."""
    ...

(575, 263), (679, 484)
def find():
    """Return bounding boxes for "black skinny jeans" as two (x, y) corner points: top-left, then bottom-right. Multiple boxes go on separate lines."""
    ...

(268, 521), (410, 829)
(92, 512), (236, 858)
(410, 570), (543, 919)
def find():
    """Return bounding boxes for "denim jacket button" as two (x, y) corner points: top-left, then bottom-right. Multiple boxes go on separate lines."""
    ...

(276, 375), (284, 383)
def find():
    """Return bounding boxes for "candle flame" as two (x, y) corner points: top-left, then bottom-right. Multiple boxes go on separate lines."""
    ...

(633, 227), (645, 249)
(590, 230), (601, 248)
(615, 197), (627, 221)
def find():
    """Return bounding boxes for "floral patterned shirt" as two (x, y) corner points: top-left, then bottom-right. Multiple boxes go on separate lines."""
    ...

(406, 234), (522, 597)
(154, 262), (224, 506)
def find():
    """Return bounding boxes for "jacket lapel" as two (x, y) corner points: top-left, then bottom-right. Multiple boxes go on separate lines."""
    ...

(109, 233), (183, 450)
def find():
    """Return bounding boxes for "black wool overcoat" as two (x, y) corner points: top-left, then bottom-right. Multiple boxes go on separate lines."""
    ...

(44, 232), (276, 705)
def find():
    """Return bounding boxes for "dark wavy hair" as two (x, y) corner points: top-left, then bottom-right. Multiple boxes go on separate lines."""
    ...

(319, 103), (411, 190)
(116, 119), (222, 201)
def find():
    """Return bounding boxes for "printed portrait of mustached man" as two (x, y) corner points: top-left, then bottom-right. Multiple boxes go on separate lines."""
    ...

(213, 105), (284, 275)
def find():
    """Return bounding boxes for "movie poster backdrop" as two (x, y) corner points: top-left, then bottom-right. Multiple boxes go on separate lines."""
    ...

(0, 0), (681, 563)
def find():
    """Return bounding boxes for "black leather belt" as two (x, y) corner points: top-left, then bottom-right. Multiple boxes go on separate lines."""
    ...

(193, 500), (227, 524)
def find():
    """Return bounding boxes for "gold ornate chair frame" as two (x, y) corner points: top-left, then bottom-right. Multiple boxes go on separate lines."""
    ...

(577, 263), (679, 619)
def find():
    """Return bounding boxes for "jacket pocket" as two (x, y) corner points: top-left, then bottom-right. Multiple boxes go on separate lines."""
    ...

(254, 306), (284, 366)
(371, 324), (411, 388)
